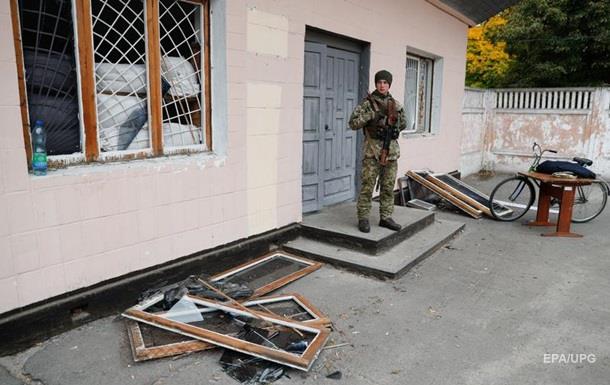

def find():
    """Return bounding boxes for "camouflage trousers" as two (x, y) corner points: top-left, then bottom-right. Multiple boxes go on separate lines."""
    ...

(357, 157), (398, 220)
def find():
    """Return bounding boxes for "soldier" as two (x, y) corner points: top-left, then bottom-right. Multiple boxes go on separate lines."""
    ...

(348, 70), (406, 233)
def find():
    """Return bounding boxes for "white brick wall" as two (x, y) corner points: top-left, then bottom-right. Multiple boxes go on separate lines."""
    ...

(0, 0), (469, 313)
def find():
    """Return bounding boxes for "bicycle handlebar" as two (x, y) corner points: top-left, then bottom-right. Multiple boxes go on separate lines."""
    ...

(530, 142), (558, 171)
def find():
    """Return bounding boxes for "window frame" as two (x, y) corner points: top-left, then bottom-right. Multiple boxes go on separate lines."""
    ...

(404, 48), (443, 137)
(10, 0), (212, 168)
(126, 292), (331, 362)
(405, 53), (434, 134)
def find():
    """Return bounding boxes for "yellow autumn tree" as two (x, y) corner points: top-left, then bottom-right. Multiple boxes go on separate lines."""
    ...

(466, 14), (512, 88)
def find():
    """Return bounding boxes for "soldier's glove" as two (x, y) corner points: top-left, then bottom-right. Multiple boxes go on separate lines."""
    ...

(391, 127), (401, 140)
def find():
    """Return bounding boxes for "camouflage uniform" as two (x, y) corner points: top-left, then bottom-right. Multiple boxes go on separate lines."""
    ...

(348, 90), (406, 220)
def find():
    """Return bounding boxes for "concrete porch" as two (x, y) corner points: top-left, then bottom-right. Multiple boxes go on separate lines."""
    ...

(285, 202), (464, 279)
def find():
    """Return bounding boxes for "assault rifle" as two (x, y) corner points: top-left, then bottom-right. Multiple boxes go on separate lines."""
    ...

(373, 97), (397, 191)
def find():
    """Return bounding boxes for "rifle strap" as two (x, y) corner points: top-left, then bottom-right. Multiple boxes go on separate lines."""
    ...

(367, 94), (380, 113)
(387, 98), (397, 126)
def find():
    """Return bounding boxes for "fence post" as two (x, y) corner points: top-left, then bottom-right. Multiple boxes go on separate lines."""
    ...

(480, 89), (496, 172)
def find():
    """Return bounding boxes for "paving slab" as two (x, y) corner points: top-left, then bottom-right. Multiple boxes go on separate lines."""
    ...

(285, 219), (464, 278)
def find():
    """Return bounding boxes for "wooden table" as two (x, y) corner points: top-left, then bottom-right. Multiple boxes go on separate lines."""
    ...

(519, 171), (594, 237)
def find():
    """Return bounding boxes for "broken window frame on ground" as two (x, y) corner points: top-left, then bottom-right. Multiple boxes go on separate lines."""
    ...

(209, 251), (323, 298)
(9, 0), (212, 167)
(406, 170), (482, 218)
(425, 173), (512, 218)
(123, 294), (331, 371)
(126, 293), (331, 362)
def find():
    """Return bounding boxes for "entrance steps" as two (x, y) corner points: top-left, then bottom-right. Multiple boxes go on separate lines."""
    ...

(283, 202), (464, 279)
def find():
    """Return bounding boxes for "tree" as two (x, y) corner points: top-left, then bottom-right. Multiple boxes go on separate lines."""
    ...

(491, 0), (610, 87)
(466, 14), (513, 88)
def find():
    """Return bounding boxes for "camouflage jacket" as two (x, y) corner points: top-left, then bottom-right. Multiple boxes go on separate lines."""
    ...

(348, 91), (407, 161)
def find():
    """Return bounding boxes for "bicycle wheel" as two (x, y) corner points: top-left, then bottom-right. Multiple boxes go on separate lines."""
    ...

(488, 176), (536, 221)
(571, 181), (608, 223)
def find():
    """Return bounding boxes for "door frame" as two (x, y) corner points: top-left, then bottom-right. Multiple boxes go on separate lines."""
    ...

(303, 27), (370, 210)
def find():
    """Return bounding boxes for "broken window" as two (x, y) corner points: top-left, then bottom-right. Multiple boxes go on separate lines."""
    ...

(12, 0), (212, 167)
(17, 0), (81, 155)
(92, 0), (150, 152)
(405, 54), (434, 133)
(126, 293), (330, 362)
(428, 173), (512, 218)
(158, 0), (206, 149)
(123, 294), (330, 371)
(210, 252), (323, 298)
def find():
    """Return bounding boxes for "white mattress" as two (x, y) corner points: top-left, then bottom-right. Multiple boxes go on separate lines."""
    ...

(127, 122), (203, 150)
(96, 63), (147, 95)
(97, 94), (147, 151)
(161, 56), (201, 97)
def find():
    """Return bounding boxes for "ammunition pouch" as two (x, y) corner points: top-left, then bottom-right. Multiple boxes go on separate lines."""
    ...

(365, 126), (386, 140)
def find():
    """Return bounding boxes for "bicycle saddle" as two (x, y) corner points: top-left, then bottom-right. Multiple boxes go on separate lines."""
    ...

(573, 157), (593, 167)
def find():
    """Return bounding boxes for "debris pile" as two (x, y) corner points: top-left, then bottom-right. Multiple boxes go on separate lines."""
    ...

(122, 250), (336, 384)
(405, 170), (503, 219)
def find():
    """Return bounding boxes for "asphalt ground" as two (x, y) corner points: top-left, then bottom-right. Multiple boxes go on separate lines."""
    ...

(1, 173), (609, 385)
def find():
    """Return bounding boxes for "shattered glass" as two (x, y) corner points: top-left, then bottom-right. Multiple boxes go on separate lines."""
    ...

(214, 256), (311, 290)
(220, 350), (285, 385)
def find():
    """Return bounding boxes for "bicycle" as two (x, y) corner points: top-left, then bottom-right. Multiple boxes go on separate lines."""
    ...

(488, 143), (609, 222)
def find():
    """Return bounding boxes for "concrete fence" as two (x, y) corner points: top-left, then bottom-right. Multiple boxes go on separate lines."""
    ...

(461, 87), (610, 178)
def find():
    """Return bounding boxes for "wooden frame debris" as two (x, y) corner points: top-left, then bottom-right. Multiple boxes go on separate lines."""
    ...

(123, 294), (330, 371)
(426, 173), (512, 218)
(126, 293), (331, 362)
(406, 171), (482, 218)
(209, 251), (323, 298)
(406, 199), (436, 211)
(126, 320), (211, 361)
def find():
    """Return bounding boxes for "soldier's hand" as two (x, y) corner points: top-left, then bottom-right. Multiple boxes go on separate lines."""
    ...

(371, 111), (386, 126)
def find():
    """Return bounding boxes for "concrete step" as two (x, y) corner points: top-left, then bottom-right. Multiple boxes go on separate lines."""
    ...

(284, 219), (464, 279)
(300, 202), (435, 255)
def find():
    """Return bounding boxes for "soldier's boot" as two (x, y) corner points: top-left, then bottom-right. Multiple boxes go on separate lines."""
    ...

(358, 218), (370, 233)
(379, 217), (401, 231)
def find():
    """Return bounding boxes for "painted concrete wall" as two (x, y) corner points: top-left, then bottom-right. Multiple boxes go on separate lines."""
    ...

(0, 0), (468, 314)
(461, 88), (610, 178)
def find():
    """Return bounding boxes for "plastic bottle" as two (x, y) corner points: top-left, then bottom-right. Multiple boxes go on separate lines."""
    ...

(31, 120), (47, 176)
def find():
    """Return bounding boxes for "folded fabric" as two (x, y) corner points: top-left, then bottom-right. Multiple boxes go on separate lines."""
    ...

(536, 160), (596, 179)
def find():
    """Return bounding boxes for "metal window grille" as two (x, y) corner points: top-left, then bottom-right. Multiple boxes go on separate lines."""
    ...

(91, 0), (150, 152)
(159, 0), (205, 149)
(405, 57), (419, 132)
(18, 0), (81, 156)
(405, 54), (434, 134)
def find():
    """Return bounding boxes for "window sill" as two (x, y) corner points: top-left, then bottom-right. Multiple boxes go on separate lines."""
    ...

(30, 151), (223, 186)
(402, 131), (438, 139)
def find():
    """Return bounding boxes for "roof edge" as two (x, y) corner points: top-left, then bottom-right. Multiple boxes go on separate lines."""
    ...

(425, 0), (477, 27)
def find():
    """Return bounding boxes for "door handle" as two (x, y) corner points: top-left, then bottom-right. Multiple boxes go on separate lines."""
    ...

(325, 124), (330, 131)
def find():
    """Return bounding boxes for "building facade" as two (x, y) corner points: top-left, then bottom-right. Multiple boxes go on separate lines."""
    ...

(0, 0), (475, 315)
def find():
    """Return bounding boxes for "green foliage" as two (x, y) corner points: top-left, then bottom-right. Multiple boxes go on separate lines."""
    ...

(466, 15), (513, 88)
(490, 0), (610, 87)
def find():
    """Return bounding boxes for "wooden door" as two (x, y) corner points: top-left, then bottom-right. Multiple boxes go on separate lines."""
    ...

(302, 42), (359, 213)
